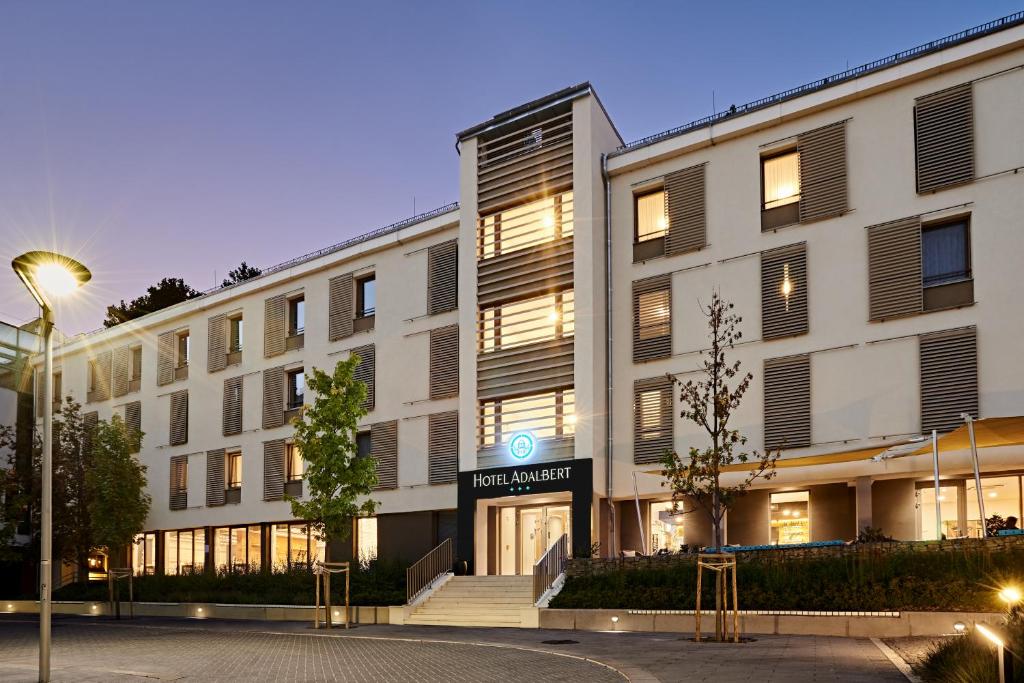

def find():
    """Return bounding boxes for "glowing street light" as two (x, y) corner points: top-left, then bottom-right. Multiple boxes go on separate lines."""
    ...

(11, 251), (91, 683)
(998, 586), (1022, 607)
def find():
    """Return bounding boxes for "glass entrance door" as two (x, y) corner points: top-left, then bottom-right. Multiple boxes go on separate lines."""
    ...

(518, 505), (570, 575)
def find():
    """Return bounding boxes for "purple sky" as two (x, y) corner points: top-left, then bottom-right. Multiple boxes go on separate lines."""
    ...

(1, 1), (1019, 334)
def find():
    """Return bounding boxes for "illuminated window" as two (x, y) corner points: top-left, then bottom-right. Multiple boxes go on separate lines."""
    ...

(162, 528), (205, 575)
(762, 151), (800, 210)
(479, 389), (575, 447)
(132, 532), (157, 576)
(769, 491), (809, 544)
(214, 525), (261, 572)
(480, 290), (574, 352)
(286, 443), (303, 481)
(269, 523), (322, 570)
(650, 501), (686, 552)
(635, 190), (667, 242)
(637, 389), (667, 440)
(916, 484), (961, 540)
(478, 191), (574, 259)
(226, 451), (242, 489)
(357, 517), (378, 565)
(966, 476), (1023, 538)
(637, 290), (670, 340)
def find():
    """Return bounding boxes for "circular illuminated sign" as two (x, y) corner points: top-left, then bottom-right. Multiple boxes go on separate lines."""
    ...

(508, 432), (536, 460)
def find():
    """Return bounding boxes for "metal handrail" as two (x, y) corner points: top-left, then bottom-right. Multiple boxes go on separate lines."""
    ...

(406, 537), (452, 603)
(533, 533), (568, 602)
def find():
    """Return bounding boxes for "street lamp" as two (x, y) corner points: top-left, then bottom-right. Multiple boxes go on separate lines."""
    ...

(11, 251), (91, 683)
(977, 622), (1015, 683)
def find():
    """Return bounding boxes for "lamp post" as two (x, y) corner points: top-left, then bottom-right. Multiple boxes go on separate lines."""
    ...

(977, 622), (1015, 683)
(11, 251), (91, 683)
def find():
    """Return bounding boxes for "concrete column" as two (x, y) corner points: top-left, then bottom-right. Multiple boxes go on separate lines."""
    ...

(855, 476), (873, 535)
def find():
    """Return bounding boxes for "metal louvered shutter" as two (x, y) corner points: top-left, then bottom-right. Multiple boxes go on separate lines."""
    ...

(157, 331), (175, 386)
(920, 327), (978, 433)
(427, 240), (458, 315)
(868, 217), (923, 321)
(169, 455), (188, 510)
(264, 294), (287, 357)
(125, 401), (142, 453)
(263, 439), (286, 501)
(83, 411), (99, 456)
(763, 355), (811, 451)
(761, 243), (809, 340)
(429, 325), (459, 399)
(208, 314), (227, 372)
(633, 377), (674, 465)
(206, 448), (226, 507)
(328, 273), (355, 341)
(798, 121), (848, 222)
(169, 390), (189, 446)
(428, 411), (458, 484)
(632, 275), (672, 362)
(262, 366), (285, 429)
(223, 375), (243, 436)
(664, 163), (706, 255)
(112, 345), (130, 397)
(92, 351), (112, 402)
(353, 344), (375, 411)
(915, 83), (974, 194)
(371, 420), (398, 490)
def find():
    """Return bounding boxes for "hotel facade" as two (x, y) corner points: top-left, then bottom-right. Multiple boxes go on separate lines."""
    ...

(30, 14), (1024, 579)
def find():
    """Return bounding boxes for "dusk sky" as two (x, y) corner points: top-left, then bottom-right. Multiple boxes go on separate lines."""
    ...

(1, 1), (1019, 334)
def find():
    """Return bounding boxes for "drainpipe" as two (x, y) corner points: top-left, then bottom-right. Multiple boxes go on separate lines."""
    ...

(602, 152), (616, 558)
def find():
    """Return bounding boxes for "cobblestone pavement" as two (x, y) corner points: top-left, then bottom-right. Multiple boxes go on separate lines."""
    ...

(0, 615), (907, 682)
(884, 635), (948, 672)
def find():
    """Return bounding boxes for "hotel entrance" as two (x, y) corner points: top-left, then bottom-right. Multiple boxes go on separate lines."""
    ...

(498, 504), (571, 575)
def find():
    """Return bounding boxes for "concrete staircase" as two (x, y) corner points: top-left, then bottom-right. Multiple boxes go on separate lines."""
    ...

(405, 575), (537, 628)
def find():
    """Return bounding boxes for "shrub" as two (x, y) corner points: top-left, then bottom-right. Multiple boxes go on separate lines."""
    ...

(47, 560), (406, 606)
(551, 547), (1024, 612)
(916, 610), (1024, 682)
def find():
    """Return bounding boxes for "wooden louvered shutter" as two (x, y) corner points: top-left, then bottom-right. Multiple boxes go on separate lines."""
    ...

(262, 366), (285, 429)
(427, 240), (458, 315)
(223, 376), (243, 436)
(264, 294), (287, 358)
(206, 448), (226, 507)
(428, 411), (458, 484)
(328, 273), (354, 341)
(664, 163), (706, 255)
(915, 83), (974, 194)
(632, 275), (672, 362)
(92, 351), (112, 402)
(169, 390), (189, 446)
(125, 401), (142, 453)
(371, 420), (398, 490)
(429, 325), (459, 399)
(169, 455), (188, 510)
(157, 331), (175, 386)
(208, 314), (227, 372)
(763, 355), (811, 450)
(761, 243), (809, 340)
(353, 344), (375, 411)
(920, 327), (978, 433)
(112, 345), (130, 397)
(83, 411), (99, 456)
(868, 217), (923, 321)
(797, 121), (848, 222)
(633, 377), (674, 465)
(263, 439), (286, 501)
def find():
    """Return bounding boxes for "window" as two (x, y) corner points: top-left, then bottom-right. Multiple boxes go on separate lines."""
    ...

(52, 371), (62, 404)
(286, 443), (303, 481)
(288, 296), (305, 336)
(769, 491), (809, 545)
(922, 220), (970, 287)
(917, 484), (961, 540)
(87, 360), (98, 393)
(213, 524), (261, 572)
(163, 528), (205, 575)
(131, 532), (157, 576)
(478, 190), (574, 260)
(286, 369), (304, 410)
(635, 189), (667, 242)
(176, 331), (190, 368)
(637, 389), (668, 440)
(637, 290), (670, 340)
(356, 275), (376, 318)
(130, 347), (142, 381)
(967, 475), (1023, 538)
(356, 431), (372, 459)
(226, 450), (242, 489)
(479, 389), (575, 447)
(480, 290), (574, 352)
(270, 522), (325, 570)
(762, 150), (800, 210)
(357, 517), (378, 565)
(650, 501), (686, 553)
(229, 315), (244, 352)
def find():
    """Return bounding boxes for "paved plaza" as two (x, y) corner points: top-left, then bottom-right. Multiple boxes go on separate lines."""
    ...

(0, 615), (908, 682)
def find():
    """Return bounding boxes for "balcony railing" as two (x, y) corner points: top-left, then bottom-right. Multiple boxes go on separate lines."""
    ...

(406, 538), (452, 604)
(533, 533), (568, 603)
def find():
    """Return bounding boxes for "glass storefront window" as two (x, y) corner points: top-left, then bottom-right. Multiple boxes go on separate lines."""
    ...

(289, 525), (309, 566)
(357, 517), (378, 565)
(917, 484), (961, 540)
(770, 491), (809, 544)
(132, 533), (157, 576)
(966, 476), (1023, 537)
(193, 529), (205, 572)
(164, 531), (178, 575)
(214, 527), (230, 571)
(231, 528), (247, 570)
(650, 501), (686, 553)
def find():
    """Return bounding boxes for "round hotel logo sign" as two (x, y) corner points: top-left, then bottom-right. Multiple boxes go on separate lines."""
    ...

(508, 432), (535, 460)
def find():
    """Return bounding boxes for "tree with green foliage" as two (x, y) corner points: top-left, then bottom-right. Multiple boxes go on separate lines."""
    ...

(287, 355), (378, 554)
(104, 277), (201, 327)
(86, 415), (150, 562)
(221, 261), (263, 288)
(0, 423), (40, 561)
